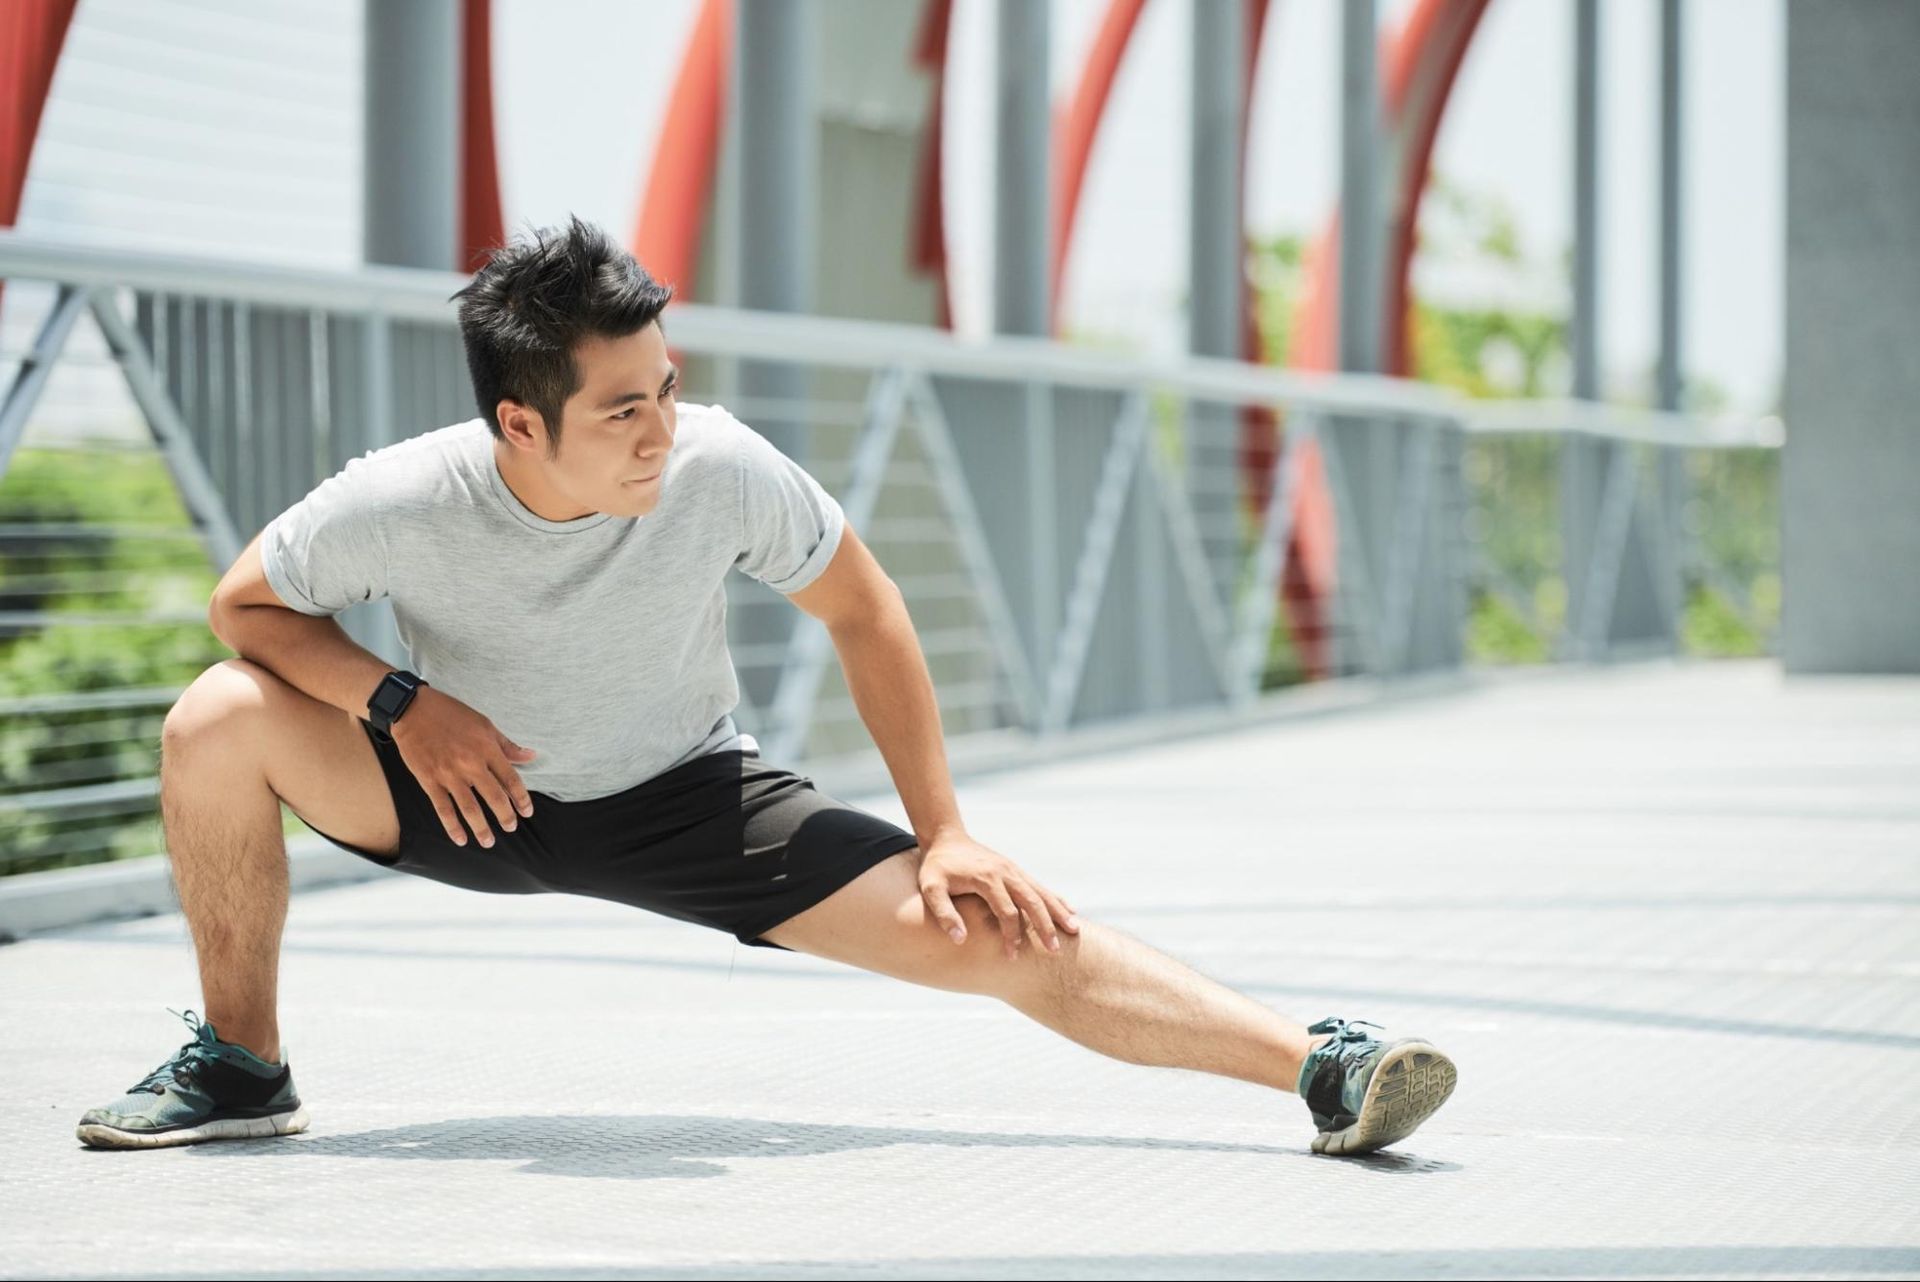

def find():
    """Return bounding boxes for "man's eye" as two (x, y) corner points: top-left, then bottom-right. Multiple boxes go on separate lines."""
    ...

(662, 383), (677, 399)
(613, 409), (635, 420)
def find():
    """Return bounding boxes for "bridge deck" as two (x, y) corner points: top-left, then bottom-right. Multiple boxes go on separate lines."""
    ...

(5, 659), (1917, 1279)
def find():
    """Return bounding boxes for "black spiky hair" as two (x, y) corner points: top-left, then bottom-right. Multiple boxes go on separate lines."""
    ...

(449, 215), (673, 456)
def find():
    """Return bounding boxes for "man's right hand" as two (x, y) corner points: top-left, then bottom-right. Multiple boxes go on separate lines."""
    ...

(386, 686), (537, 848)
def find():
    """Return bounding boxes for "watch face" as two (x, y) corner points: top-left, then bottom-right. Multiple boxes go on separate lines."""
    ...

(374, 677), (412, 717)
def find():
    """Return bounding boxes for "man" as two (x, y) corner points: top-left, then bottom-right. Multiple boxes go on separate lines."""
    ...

(77, 217), (1457, 1157)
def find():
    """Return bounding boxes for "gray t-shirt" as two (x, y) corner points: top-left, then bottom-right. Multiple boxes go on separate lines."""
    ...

(260, 401), (845, 801)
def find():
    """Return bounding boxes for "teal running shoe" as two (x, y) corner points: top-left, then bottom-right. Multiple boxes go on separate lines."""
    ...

(1295, 1015), (1457, 1155)
(75, 1008), (308, 1149)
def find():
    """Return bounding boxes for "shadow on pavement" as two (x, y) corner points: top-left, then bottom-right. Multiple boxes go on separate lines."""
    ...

(162, 1111), (1464, 1181)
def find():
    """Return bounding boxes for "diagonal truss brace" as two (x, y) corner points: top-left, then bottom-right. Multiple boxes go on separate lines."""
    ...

(0, 285), (88, 480)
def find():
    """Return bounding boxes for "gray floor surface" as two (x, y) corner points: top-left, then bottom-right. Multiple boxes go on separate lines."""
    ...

(4, 659), (1917, 1279)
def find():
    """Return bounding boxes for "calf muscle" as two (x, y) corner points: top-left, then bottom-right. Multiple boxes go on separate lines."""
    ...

(158, 721), (290, 1065)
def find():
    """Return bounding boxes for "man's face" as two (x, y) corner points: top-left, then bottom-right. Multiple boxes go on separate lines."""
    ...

(529, 323), (679, 518)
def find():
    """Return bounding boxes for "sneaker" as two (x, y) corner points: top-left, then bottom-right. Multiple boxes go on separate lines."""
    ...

(1295, 1015), (1457, 1155)
(75, 1008), (309, 1149)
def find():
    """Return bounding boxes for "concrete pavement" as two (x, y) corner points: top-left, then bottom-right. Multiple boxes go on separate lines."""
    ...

(4, 660), (1917, 1279)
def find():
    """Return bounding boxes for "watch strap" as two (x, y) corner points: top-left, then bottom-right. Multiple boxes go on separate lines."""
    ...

(367, 670), (426, 734)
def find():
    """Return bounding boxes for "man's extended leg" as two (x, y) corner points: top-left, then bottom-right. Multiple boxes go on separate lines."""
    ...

(759, 849), (1324, 1092)
(761, 847), (1458, 1152)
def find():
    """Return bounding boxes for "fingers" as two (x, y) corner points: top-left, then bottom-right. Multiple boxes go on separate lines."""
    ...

(982, 881), (1025, 961)
(1008, 879), (1061, 953)
(490, 738), (535, 822)
(477, 755), (537, 827)
(920, 879), (968, 944)
(428, 788), (474, 848)
(927, 859), (1082, 960)
(1038, 885), (1080, 935)
(430, 772), (524, 850)
(446, 782), (495, 848)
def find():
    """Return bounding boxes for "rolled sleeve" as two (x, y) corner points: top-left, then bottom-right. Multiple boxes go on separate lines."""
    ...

(257, 461), (388, 616)
(734, 420), (846, 594)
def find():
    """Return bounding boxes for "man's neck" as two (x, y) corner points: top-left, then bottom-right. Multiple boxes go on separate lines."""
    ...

(494, 441), (595, 522)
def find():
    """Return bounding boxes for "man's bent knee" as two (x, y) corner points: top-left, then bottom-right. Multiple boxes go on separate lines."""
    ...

(160, 659), (402, 858)
(162, 660), (281, 754)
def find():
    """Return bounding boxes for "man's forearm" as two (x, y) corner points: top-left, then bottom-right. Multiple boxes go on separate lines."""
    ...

(827, 592), (967, 848)
(210, 605), (395, 722)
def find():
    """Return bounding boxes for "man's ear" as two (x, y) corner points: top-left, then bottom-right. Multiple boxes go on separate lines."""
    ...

(497, 400), (546, 451)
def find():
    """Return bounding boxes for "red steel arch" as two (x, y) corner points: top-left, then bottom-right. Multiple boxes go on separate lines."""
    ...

(1050, 0), (1494, 678)
(631, 0), (1493, 679)
(461, 0), (506, 272)
(0, 0), (76, 232)
(0, 0), (79, 314)
(632, 0), (732, 301)
(1291, 0), (1493, 380)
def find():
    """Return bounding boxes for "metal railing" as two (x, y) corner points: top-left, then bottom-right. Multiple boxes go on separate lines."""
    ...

(0, 233), (1783, 873)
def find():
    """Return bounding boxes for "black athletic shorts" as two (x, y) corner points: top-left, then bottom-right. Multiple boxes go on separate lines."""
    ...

(295, 719), (922, 951)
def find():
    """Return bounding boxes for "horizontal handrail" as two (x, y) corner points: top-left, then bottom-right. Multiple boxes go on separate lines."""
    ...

(0, 231), (1780, 451)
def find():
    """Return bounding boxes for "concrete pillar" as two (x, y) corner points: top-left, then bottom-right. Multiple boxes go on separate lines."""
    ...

(356, 0), (462, 666)
(1560, 0), (1667, 660)
(735, 0), (816, 462)
(1190, 0), (1243, 363)
(732, 0), (819, 716)
(1328, 0), (1391, 676)
(1337, 0), (1380, 376)
(1782, 0), (1920, 672)
(1184, 0), (1248, 688)
(970, 1), (1060, 716)
(364, 0), (459, 271)
(736, 0), (816, 334)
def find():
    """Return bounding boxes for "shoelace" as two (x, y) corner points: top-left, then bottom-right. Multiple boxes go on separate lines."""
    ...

(126, 1008), (222, 1095)
(1304, 1016), (1390, 1088)
(1309, 1015), (1386, 1051)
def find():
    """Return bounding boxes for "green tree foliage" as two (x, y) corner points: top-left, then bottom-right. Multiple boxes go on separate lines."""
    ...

(0, 447), (246, 874)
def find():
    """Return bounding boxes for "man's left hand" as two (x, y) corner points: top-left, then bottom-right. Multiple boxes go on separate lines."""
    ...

(917, 833), (1080, 961)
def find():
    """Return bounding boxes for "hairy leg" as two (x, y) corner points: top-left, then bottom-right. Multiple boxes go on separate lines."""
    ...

(158, 659), (402, 1064)
(158, 716), (290, 1064)
(760, 850), (1328, 1092)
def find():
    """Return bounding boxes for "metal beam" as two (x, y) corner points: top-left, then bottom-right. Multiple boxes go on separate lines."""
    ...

(1043, 396), (1151, 732)
(907, 373), (1046, 730)
(1339, 0), (1381, 374)
(995, 0), (1050, 336)
(0, 286), (86, 479)
(1229, 415), (1315, 702)
(1656, 0), (1692, 624)
(764, 367), (909, 762)
(86, 288), (243, 572)
(1573, 0), (1600, 401)
(1190, 0), (1244, 362)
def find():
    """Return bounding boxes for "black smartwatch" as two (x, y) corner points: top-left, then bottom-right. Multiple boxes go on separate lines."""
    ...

(367, 670), (428, 739)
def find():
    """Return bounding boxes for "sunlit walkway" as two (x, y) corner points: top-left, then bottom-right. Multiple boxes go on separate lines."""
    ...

(5, 659), (1917, 1280)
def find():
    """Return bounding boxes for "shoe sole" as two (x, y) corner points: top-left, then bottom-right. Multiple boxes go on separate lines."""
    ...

(1311, 1041), (1456, 1156)
(75, 1105), (310, 1150)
